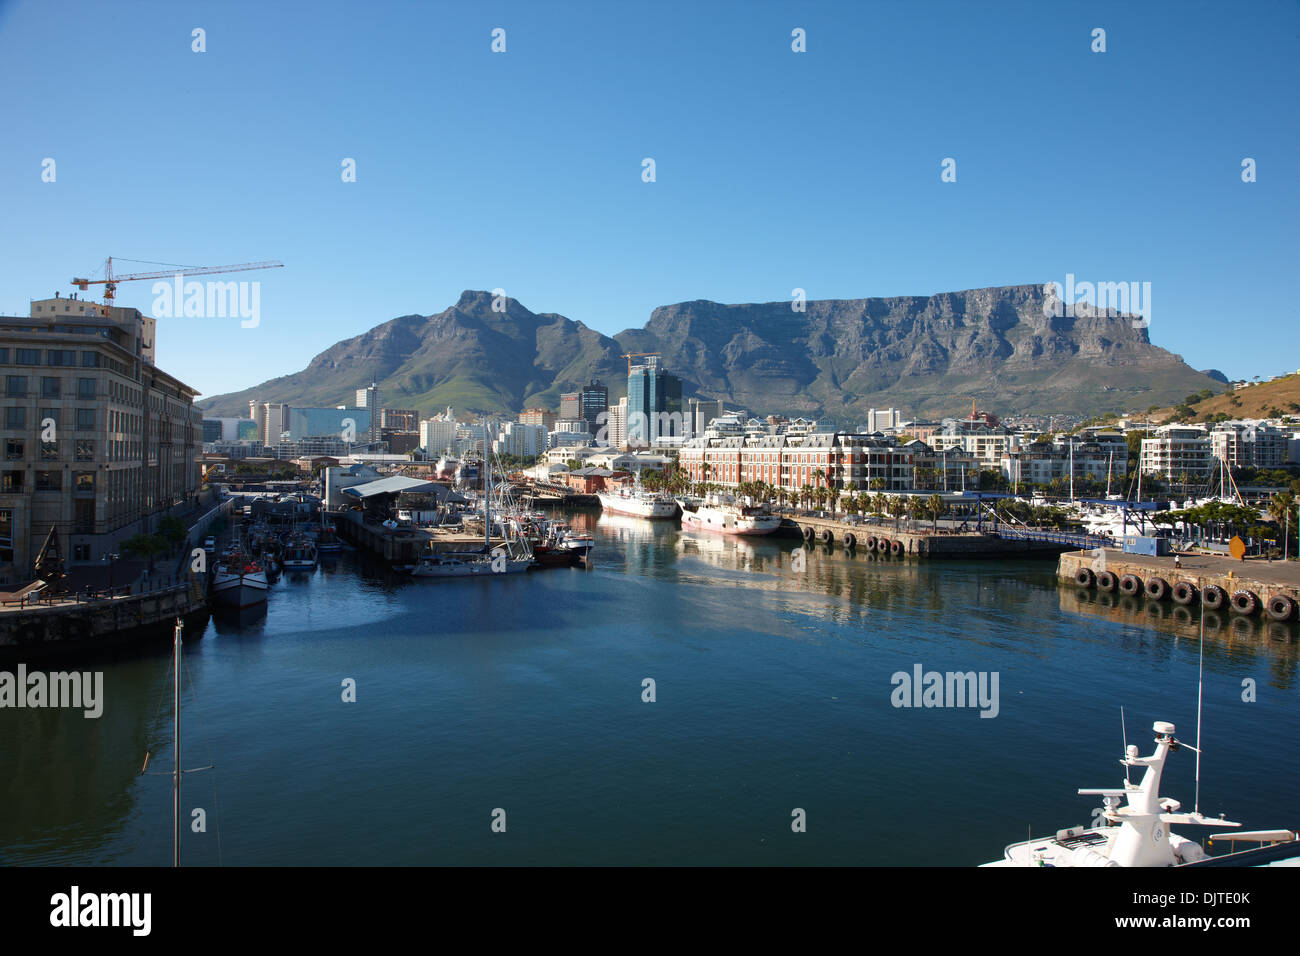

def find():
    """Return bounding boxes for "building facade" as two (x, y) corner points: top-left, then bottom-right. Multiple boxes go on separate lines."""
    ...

(678, 433), (914, 495)
(1140, 425), (1213, 481)
(626, 357), (683, 447)
(0, 295), (201, 582)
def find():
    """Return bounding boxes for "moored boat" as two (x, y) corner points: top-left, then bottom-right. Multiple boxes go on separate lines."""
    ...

(597, 486), (678, 519)
(211, 552), (269, 609)
(680, 492), (781, 536)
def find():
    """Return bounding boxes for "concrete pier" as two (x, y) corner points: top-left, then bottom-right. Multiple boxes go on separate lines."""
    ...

(781, 516), (1069, 558)
(1059, 549), (1300, 620)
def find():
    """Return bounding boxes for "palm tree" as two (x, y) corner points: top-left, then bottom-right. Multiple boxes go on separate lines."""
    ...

(888, 495), (906, 530)
(870, 477), (887, 491)
(926, 493), (947, 532)
(872, 492), (888, 519)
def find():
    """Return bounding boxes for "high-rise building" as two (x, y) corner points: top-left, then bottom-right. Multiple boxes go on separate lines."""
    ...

(420, 418), (458, 456)
(605, 397), (627, 449)
(288, 407), (371, 443)
(355, 384), (381, 443)
(0, 293), (201, 580)
(626, 357), (682, 447)
(559, 391), (581, 421)
(578, 380), (608, 435)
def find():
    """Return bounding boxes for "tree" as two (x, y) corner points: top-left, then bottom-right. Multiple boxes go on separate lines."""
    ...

(888, 495), (906, 530)
(156, 515), (188, 547)
(926, 493), (947, 532)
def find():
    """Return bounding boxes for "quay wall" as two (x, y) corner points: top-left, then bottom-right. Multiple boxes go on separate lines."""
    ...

(781, 517), (1066, 558)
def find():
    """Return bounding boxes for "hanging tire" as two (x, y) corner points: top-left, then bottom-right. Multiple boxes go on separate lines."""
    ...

(1202, 585), (1226, 610)
(864, 535), (877, 551)
(1230, 590), (1260, 616)
(890, 539), (904, 556)
(1144, 577), (1170, 601)
(876, 538), (891, 553)
(818, 529), (833, 545)
(1096, 571), (1117, 592)
(1074, 568), (1095, 588)
(801, 525), (814, 542)
(1172, 581), (1198, 605)
(843, 532), (857, 549)
(1118, 574), (1143, 596)
(1266, 594), (1297, 622)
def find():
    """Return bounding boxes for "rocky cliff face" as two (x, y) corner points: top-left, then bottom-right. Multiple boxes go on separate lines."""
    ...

(200, 285), (1222, 421)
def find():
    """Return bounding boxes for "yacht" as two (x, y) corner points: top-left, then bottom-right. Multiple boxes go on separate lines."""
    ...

(210, 552), (269, 608)
(680, 492), (781, 536)
(597, 485), (678, 519)
(981, 719), (1299, 867)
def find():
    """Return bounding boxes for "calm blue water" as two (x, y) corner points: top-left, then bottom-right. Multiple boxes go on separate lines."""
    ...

(2, 510), (1297, 866)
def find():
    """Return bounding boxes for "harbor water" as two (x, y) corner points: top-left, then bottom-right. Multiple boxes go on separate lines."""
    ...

(2, 510), (1297, 866)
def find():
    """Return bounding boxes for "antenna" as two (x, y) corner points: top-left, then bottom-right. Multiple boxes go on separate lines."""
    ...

(1195, 599), (1205, 815)
(1121, 706), (1130, 784)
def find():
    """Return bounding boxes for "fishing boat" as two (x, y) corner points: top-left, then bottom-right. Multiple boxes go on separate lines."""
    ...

(314, 524), (342, 553)
(410, 433), (532, 578)
(210, 551), (269, 608)
(680, 492), (781, 536)
(281, 532), (318, 571)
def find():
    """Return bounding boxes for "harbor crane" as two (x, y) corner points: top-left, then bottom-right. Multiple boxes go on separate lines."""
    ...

(622, 351), (661, 373)
(71, 257), (284, 307)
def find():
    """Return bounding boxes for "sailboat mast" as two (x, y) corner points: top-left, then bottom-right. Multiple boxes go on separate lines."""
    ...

(483, 419), (491, 550)
(173, 618), (182, 868)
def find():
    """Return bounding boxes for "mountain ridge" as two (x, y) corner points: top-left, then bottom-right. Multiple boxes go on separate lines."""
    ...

(198, 284), (1225, 422)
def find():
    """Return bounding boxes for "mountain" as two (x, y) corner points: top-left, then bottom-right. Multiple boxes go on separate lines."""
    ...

(198, 284), (1225, 422)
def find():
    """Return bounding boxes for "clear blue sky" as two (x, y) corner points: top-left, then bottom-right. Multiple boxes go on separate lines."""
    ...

(1, 0), (1296, 401)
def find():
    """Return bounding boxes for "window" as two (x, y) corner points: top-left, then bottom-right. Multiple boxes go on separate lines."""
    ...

(15, 349), (40, 366)
(5, 408), (25, 430)
(4, 440), (21, 460)
(73, 543), (90, 562)
(0, 509), (12, 562)
(40, 441), (58, 461)
(41, 377), (60, 398)
(74, 472), (95, 493)
(40, 408), (59, 429)
(2, 471), (23, 493)
(47, 350), (76, 366)
(35, 471), (61, 491)
(5, 376), (26, 398)
(77, 378), (96, 399)
(75, 439), (94, 461)
(76, 408), (95, 431)
(80, 351), (100, 368)
(0, 349), (8, 364)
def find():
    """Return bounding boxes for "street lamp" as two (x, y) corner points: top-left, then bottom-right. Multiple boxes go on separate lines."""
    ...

(102, 551), (119, 596)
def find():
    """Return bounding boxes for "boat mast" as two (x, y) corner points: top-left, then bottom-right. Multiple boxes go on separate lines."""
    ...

(1106, 450), (1113, 498)
(483, 418), (491, 550)
(173, 618), (181, 868)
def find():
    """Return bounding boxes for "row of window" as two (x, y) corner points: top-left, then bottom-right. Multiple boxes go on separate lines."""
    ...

(3, 407), (95, 430)
(0, 348), (100, 368)
(1, 470), (94, 493)
(4, 375), (97, 399)
(5, 438), (95, 461)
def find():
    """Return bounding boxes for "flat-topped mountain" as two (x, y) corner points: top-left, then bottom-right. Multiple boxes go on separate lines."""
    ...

(199, 285), (1224, 421)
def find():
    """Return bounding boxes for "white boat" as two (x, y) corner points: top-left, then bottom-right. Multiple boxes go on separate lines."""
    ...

(597, 485), (678, 519)
(680, 493), (781, 536)
(211, 553), (269, 608)
(982, 719), (1299, 867)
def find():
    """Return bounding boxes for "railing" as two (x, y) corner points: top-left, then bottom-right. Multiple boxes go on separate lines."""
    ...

(994, 526), (1112, 549)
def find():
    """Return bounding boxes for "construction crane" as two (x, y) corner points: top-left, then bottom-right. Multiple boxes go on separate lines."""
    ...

(71, 257), (284, 307)
(623, 351), (661, 374)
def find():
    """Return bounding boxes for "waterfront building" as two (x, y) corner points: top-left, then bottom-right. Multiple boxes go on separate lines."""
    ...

(1001, 434), (1130, 488)
(897, 419), (940, 442)
(1209, 421), (1290, 469)
(905, 441), (981, 491)
(544, 444), (599, 466)
(0, 294), (201, 582)
(678, 433), (913, 495)
(1139, 425), (1213, 481)
(548, 424), (593, 450)
(287, 407), (371, 443)
(931, 409), (1020, 466)
(626, 357), (683, 447)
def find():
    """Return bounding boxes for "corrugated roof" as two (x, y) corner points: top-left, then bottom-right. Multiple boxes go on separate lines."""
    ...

(342, 476), (439, 498)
